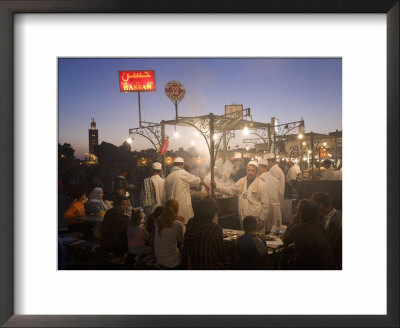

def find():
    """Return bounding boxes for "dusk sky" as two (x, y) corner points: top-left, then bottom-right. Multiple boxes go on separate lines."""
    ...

(58, 58), (342, 159)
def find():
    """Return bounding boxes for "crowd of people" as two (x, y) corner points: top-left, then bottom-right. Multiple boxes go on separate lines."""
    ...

(60, 154), (342, 270)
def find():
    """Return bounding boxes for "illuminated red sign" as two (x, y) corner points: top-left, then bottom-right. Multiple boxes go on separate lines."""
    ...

(119, 70), (156, 92)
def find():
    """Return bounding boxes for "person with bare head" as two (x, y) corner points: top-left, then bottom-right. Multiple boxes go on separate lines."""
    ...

(100, 195), (130, 255)
(234, 216), (269, 269)
(320, 159), (337, 180)
(282, 199), (336, 270)
(211, 160), (269, 231)
(311, 192), (342, 269)
(153, 199), (184, 269)
(182, 198), (228, 270)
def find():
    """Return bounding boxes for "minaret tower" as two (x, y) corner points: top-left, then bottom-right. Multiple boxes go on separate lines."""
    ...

(89, 118), (98, 154)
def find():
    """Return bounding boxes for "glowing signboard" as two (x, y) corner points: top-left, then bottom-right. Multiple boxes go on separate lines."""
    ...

(119, 70), (156, 92)
(165, 80), (185, 102)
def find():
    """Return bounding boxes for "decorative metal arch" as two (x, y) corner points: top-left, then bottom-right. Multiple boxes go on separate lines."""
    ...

(129, 121), (163, 151)
(273, 120), (304, 136)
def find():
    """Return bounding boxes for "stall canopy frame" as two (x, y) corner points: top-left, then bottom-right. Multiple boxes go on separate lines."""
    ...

(162, 113), (269, 198)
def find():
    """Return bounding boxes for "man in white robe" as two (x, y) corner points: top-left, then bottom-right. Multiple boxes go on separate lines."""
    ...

(264, 154), (285, 201)
(286, 159), (300, 182)
(142, 162), (166, 217)
(211, 161), (269, 231)
(165, 157), (209, 224)
(258, 158), (282, 231)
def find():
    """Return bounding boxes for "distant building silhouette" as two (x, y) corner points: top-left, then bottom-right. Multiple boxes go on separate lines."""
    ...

(89, 118), (98, 155)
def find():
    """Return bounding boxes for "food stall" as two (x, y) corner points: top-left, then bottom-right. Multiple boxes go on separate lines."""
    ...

(161, 111), (270, 229)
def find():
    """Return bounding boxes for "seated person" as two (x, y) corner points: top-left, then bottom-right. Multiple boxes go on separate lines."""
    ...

(154, 199), (184, 269)
(63, 187), (87, 229)
(146, 206), (164, 251)
(146, 206), (164, 235)
(112, 185), (133, 216)
(100, 195), (130, 255)
(127, 209), (151, 255)
(85, 187), (109, 217)
(234, 216), (268, 270)
(311, 192), (342, 269)
(182, 198), (228, 270)
(283, 199), (336, 270)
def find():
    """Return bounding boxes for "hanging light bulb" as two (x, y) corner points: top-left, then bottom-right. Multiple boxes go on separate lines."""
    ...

(298, 133), (304, 139)
(245, 146), (250, 151)
(323, 142), (327, 147)
(174, 130), (179, 138)
(302, 141), (306, 146)
(242, 126), (249, 136)
(126, 137), (133, 144)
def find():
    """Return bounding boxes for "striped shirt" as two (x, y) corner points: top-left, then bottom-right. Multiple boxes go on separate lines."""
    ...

(182, 219), (228, 270)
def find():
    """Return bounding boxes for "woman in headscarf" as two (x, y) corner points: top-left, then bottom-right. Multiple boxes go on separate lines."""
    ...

(86, 187), (109, 217)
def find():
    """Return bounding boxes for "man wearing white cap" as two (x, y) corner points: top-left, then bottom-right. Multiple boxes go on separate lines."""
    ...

(286, 159), (300, 182)
(142, 162), (166, 216)
(165, 157), (209, 224)
(264, 154), (285, 202)
(258, 158), (282, 231)
(211, 160), (269, 231)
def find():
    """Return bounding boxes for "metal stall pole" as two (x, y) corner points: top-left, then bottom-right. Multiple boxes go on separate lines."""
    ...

(161, 120), (166, 178)
(318, 146), (321, 175)
(299, 135), (303, 178)
(174, 101), (179, 123)
(223, 131), (227, 162)
(210, 113), (215, 199)
(267, 123), (272, 153)
(311, 132), (314, 179)
(335, 136), (338, 168)
(138, 92), (142, 128)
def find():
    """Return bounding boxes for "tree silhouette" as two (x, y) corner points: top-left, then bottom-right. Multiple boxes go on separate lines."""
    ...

(58, 143), (75, 160)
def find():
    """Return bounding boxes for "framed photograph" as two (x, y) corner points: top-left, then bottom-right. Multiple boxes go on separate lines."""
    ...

(0, 1), (398, 327)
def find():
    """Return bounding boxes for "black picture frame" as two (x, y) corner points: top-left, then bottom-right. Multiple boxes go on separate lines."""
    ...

(0, 1), (398, 327)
